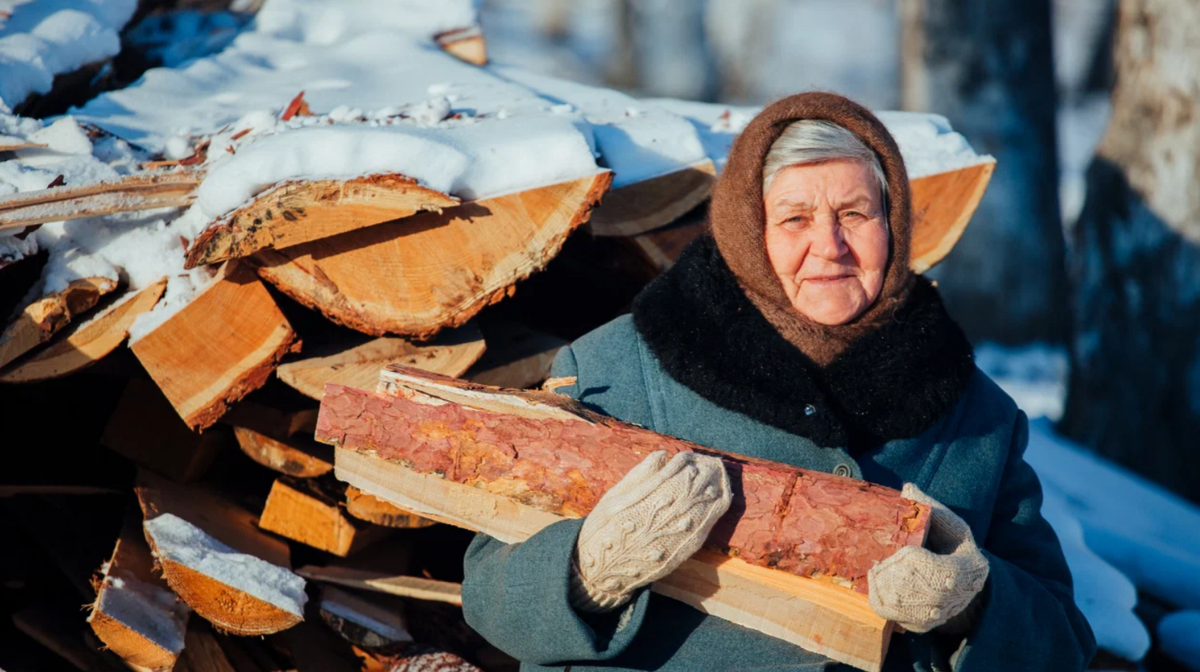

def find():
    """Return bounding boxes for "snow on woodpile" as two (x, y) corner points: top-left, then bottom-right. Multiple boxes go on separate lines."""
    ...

(0, 0), (138, 108)
(143, 513), (307, 618)
(493, 66), (709, 187)
(89, 562), (190, 658)
(644, 98), (993, 179)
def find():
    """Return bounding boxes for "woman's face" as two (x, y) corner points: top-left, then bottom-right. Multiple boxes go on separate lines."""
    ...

(763, 159), (890, 325)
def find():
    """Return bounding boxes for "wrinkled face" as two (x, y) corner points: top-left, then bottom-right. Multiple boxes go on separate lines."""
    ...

(763, 159), (890, 325)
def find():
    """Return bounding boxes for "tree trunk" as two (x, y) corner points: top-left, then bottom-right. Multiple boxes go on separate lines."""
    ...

(901, 0), (1069, 343)
(1059, 0), (1200, 504)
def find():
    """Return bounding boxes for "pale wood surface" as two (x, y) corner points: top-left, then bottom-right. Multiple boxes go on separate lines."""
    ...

(1, 279), (166, 383)
(276, 324), (485, 401)
(296, 565), (463, 607)
(908, 160), (997, 273)
(224, 403), (333, 478)
(255, 172), (612, 338)
(89, 512), (190, 671)
(588, 159), (716, 237)
(0, 276), (118, 370)
(131, 261), (300, 430)
(258, 477), (389, 557)
(334, 448), (891, 671)
(135, 471), (302, 636)
(344, 486), (437, 529)
(184, 174), (458, 268)
(435, 26), (487, 65)
(0, 171), (200, 230)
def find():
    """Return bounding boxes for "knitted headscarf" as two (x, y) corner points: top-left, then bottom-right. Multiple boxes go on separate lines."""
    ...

(711, 92), (917, 365)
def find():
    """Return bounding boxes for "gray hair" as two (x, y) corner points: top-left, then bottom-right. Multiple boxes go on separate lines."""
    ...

(762, 120), (888, 214)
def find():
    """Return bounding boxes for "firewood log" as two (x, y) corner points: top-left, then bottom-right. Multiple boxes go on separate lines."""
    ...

(135, 471), (306, 636)
(224, 403), (333, 478)
(254, 172), (611, 339)
(184, 174), (458, 268)
(296, 566), (462, 607)
(316, 366), (933, 671)
(908, 160), (997, 273)
(0, 279), (166, 383)
(587, 159), (716, 237)
(258, 476), (390, 557)
(0, 276), (118, 369)
(130, 261), (300, 430)
(344, 486), (436, 529)
(0, 172), (200, 230)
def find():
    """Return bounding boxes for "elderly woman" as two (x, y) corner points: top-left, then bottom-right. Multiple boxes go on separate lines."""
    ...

(461, 93), (1096, 671)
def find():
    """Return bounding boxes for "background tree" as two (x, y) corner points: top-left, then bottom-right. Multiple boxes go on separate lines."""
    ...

(1059, 0), (1200, 504)
(900, 0), (1069, 344)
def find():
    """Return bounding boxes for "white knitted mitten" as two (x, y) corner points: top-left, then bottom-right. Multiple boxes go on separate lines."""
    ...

(867, 483), (990, 633)
(568, 450), (732, 613)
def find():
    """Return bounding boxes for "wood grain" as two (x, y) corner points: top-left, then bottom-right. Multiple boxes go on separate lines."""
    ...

(131, 261), (300, 430)
(0, 171), (200, 230)
(0, 276), (118, 370)
(259, 476), (389, 557)
(908, 160), (996, 273)
(0, 279), (166, 383)
(184, 174), (458, 268)
(255, 172), (612, 338)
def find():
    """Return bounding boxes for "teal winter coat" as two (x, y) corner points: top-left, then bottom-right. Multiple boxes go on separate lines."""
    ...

(461, 236), (1096, 672)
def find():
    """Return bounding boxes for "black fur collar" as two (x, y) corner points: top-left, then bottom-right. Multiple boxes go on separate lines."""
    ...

(631, 234), (975, 453)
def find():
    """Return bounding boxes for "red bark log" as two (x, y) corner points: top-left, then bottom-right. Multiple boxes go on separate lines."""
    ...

(316, 378), (929, 593)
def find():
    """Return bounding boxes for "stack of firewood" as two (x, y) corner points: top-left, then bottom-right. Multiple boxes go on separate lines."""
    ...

(0, 7), (997, 672)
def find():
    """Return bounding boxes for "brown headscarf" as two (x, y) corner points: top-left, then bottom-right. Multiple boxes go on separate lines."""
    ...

(711, 92), (917, 366)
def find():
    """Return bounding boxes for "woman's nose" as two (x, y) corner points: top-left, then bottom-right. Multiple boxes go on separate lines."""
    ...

(809, 218), (849, 260)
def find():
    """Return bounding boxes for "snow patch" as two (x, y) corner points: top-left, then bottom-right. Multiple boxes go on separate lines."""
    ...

(0, 0), (138, 107)
(92, 568), (189, 655)
(143, 513), (307, 617)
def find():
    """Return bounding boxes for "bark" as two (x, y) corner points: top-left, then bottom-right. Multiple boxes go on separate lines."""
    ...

(901, 0), (1069, 343)
(316, 367), (931, 594)
(1059, 0), (1200, 503)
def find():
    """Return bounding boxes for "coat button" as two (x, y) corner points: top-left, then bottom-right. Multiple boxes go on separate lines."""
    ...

(833, 464), (852, 477)
(804, 404), (816, 416)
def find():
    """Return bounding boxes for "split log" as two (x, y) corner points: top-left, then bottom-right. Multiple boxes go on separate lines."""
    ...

(462, 321), (566, 389)
(0, 276), (118, 370)
(344, 486), (436, 529)
(318, 586), (413, 650)
(0, 141), (49, 152)
(907, 160), (997, 273)
(12, 604), (132, 672)
(102, 379), (229, 483)
(184, 175), (459, 269)
(317, 367), (933, 671)
(89, 511), (190, 671)
(587, 159), (716, 237)
(258, 476), (390, 557)
(131, 261), (300, 430)
(224, 403), (333, 478)
(255, 172), (612, 338)
(276, 324), (485, 401)
(296, 566), (462, 607)
(435, 26), (487, 66)
(0, 172), (200, 230)
(0, 279), (166, 383)
(624, 205), (710, 272)
(135, 471), (307, 636)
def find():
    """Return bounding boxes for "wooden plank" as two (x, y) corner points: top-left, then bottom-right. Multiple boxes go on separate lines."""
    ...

(131, 261), (301, 431)
(258, 476), (390, 557)
(89, 510), (190, 671)
(588, 159), (716, 237)
(102, 379), (229, 483)
(135, 471), (306, 636)
(908, 160), (996, 273)
(318, 367), (934, 672)
(296, 566), (462, 607)
(0, 279), (166, 383)
(276, 325), (485, 401)
(0, 276), (118, 369)
(255, 172), (612, 339)
(0, 172), (200, 230)
(224, 403), (333, 478)
(317, 586), (414, 650)
(344, 486), (436, 529)
(184, 175), (459, 269)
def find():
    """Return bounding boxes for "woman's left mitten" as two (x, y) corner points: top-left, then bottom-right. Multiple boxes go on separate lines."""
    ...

(867, 483), (990, 633)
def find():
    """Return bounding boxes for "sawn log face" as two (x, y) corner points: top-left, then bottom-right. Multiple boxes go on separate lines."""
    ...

(315, 382), (929, 593)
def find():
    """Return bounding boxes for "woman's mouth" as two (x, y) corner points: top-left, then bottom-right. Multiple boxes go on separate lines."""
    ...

(804, 274), (853, 284)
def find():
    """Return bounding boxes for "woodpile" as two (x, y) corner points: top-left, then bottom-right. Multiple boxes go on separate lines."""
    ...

(0, 6), (997, 672)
